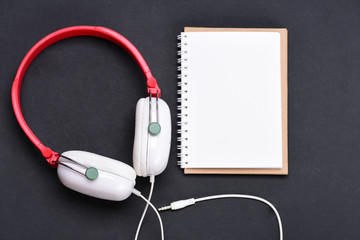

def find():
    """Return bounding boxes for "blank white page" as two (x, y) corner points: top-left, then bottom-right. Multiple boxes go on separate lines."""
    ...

(179, 32), (283, 168)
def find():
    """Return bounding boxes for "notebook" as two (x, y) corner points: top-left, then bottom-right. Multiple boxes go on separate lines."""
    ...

(177, 27), (288, 175)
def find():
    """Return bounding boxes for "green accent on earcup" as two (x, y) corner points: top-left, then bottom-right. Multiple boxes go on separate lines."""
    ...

(148, 122), (161, 136)
(85, 167), (98, 180)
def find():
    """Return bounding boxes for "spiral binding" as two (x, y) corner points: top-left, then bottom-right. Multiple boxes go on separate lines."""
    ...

(177, 33), (189, 167)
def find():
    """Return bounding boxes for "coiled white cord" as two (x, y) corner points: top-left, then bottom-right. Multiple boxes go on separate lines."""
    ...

(158, 194), (283, 240)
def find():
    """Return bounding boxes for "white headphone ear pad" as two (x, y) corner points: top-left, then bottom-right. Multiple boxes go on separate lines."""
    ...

(133, 97), (171, 177)
(57, 151), (136, 201)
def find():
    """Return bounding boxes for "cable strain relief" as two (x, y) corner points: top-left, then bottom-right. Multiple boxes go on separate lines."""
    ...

(170, 198), (196, 210)
(149, 175), (155, 183)
(132, 188), (142, 197)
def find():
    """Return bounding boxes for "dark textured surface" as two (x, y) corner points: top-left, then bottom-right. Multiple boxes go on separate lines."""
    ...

(1, 1), (360, 239)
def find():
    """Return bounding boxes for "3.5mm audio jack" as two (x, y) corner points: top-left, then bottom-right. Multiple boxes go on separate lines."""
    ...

(158, 198), (195, 211)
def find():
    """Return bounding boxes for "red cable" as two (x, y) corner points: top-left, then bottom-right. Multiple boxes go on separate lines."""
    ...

(11, 26), (161, 166)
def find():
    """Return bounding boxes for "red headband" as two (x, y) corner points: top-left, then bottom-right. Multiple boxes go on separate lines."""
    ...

(11, 26), (161, 167)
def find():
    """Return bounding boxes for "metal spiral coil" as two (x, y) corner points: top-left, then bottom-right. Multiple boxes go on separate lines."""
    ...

(177, 145), (188, 150)
(177, 58), (187, 64)
(177, 82), (188, 87)
(177, 89), (188, 94)
(177, 137), (188, 142)
(177, 122), (188, 126)
(177, 42), (188, 48)
(177, 97), (188, 102)
(177, 34), (188, 40)
(177, 74), (188, 79)
(177, 50), (187, 56)
(177, 105), (188, 110)
(177, 153), (189, 157)
(177, 33), (189, 167)
(177, 66), (188, 71)
(177, 129), (188, 134)
(177, 113), (188, 118)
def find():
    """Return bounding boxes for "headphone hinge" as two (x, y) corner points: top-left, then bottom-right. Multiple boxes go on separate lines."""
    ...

(38, 144), (59, 168)
(46, 152), (60, 168)
(148, 86), (161, 98)
(146, 72), (161, 97)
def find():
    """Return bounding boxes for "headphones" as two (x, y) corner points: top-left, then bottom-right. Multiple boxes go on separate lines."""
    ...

(11, 26), (284, 240)
(11, 26), (171, 201)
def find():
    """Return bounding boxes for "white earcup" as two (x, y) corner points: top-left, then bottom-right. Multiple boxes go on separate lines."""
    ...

(133, 97), (171, 177)
(57, 150), (136, 201)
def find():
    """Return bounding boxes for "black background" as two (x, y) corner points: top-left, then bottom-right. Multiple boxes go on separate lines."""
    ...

(1, 1), (360, 239)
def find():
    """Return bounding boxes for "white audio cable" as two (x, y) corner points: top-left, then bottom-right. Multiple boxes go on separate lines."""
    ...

(132, 187), (164, 240)
(134, 175), (155, 240)
(158, 194), (283, 240)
